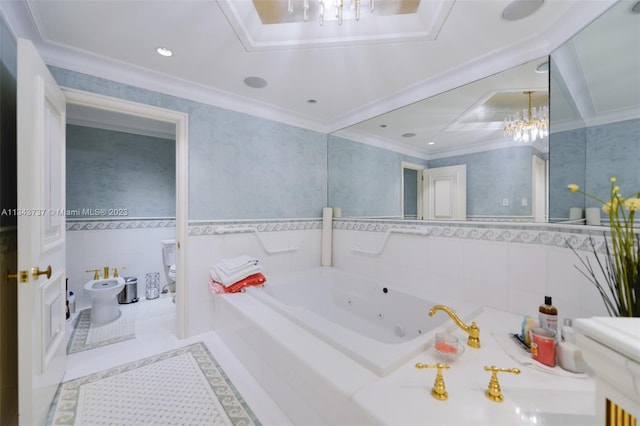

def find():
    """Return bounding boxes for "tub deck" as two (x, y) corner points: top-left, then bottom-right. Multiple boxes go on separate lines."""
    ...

(216, 292), (596, 425)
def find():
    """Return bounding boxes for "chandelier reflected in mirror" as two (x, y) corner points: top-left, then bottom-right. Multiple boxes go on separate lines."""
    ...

(503, 91), (549, 143)
(288, 0), (375, 25)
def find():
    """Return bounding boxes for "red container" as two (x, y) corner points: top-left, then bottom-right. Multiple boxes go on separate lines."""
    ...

(530, 327), (556, 367)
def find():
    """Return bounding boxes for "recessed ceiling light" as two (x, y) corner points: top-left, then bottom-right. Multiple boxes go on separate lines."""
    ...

(428, 141), (435, 145)
(502, 0), (544, 21)
(536, 61), (549, 73)
(379, 124), (387, 128)
(156, 47), (173, 57)
(307, 99), (317, 104)
(244, 76), (268, 89)
(402, 133), (416, 138)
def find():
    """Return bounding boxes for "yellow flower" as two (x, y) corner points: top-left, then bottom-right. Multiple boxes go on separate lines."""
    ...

(566, 176), (638, 317)
(603, 201), (612, 214)
(624, 197), (640, 211)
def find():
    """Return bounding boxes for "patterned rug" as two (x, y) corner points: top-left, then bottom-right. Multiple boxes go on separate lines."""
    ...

(47, 342), (261, 426)
(66, 308), (135, 354)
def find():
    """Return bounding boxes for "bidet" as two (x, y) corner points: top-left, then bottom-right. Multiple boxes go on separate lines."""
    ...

(84, 277), (125, 325)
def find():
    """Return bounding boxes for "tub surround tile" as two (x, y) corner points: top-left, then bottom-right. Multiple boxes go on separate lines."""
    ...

(186, 223), (323, 336)
(506, 243), (548, 291)
(333, 219), (611, 320)
(216, 293), (379, 425)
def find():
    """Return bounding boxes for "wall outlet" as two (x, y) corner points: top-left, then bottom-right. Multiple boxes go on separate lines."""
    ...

(521, 198), (528, 207)
(502, 198), (509, 207)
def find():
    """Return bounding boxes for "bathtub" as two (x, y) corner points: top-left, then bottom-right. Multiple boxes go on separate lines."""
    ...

(243, 267), (481, 376)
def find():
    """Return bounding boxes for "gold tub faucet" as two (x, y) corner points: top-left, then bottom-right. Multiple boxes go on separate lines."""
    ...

(429, 304), (480, 348)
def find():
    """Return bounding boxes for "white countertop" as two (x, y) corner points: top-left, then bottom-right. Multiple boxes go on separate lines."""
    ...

(353, 308), (596, 425)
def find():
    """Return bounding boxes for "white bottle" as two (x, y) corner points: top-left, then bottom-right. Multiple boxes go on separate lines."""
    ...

(561, 318), (575, 343)
(68, 291), (76, 314)
(557, 318), (587, 373)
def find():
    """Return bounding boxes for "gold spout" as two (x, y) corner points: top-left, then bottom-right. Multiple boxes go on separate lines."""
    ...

(103, 267), (110, 279)
(429, 304), (480, 349)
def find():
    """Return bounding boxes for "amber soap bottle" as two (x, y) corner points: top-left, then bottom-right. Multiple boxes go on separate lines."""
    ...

(538, 296), (558, 336)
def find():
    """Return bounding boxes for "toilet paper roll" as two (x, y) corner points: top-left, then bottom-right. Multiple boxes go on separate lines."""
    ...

(569, 207), (583, 220)
(321, 207), (333, 266)
(586, 207), (601, 226)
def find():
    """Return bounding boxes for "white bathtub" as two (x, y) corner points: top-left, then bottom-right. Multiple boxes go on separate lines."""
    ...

(244, 267), (481, 376)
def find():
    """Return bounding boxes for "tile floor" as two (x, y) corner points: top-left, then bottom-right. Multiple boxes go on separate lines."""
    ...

(62, 294), (293, 426)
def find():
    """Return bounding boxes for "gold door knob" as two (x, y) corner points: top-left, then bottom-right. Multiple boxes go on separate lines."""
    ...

(31, 265), (52, 280)
(484, 365), (521, 402)
(416, 362), (450, 401)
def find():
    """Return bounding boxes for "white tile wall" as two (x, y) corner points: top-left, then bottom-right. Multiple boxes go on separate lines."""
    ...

(66, 226), (175, 310)
(186, 228), (323, 336)
(333, 225), (610, 324)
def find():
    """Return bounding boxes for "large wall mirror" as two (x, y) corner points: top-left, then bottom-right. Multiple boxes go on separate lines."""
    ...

(549, 0), (640, 224)
(328, 0), (639, 223)
(329, 56), (550, 221)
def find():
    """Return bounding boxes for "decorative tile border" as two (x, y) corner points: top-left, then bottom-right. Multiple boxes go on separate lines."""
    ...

(67, 218), (175, 231)
(334, 218), (611, 253)
(47, 342), (261, 426)
(64, 215), (614, 254)
(188, 218), (322, 236)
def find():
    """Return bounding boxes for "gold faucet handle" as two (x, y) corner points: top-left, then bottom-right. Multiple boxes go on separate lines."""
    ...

(415, 363), (450, 401)
(483, 365), (521, 403)
(113, 267), (126, 278)
(86, 269), (100, 280)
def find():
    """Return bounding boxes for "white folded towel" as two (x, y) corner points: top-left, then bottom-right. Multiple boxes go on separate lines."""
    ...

(210, 256), (262, 287)
(218, 255), (259, 273)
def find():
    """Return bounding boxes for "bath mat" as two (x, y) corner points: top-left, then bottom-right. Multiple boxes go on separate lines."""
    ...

(66, 308), (135, 354)
(47, 342), (261, 426)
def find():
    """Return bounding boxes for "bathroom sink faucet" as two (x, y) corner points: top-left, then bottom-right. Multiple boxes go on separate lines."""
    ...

(429, 304), (480, 348)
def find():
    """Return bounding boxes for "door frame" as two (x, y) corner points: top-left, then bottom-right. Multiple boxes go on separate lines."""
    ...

(62, 88), (189, 339)
(401, 161), (425, 220)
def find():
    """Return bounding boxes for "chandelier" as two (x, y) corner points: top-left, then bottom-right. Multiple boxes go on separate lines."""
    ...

(503, 91), (549, 143)
(288, 0), (375, 25)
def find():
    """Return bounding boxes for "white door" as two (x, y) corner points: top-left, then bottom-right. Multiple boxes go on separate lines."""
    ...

(532, 156), (547, 222)
(424, 165), (467, 220)
(17, 38), (67, 426)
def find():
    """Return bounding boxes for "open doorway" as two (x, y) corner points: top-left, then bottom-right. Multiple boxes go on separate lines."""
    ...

(401, 162), (425, 220)
(63, 88), (189, 339)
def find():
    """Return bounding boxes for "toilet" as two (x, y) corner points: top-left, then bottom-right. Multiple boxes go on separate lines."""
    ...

(84, 277), (125, 325)
(161, 239), (176, 292)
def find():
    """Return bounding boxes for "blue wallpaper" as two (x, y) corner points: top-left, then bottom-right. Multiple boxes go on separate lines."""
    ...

(327, 135), (428, 218)
(549, 127), (586, 220)
(403, 168), (418, 218)
(428, 146), (542, 218)
(66, 125), (175, 217)
(550, 118), (640, 220)
(49, 67), (328, 220)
